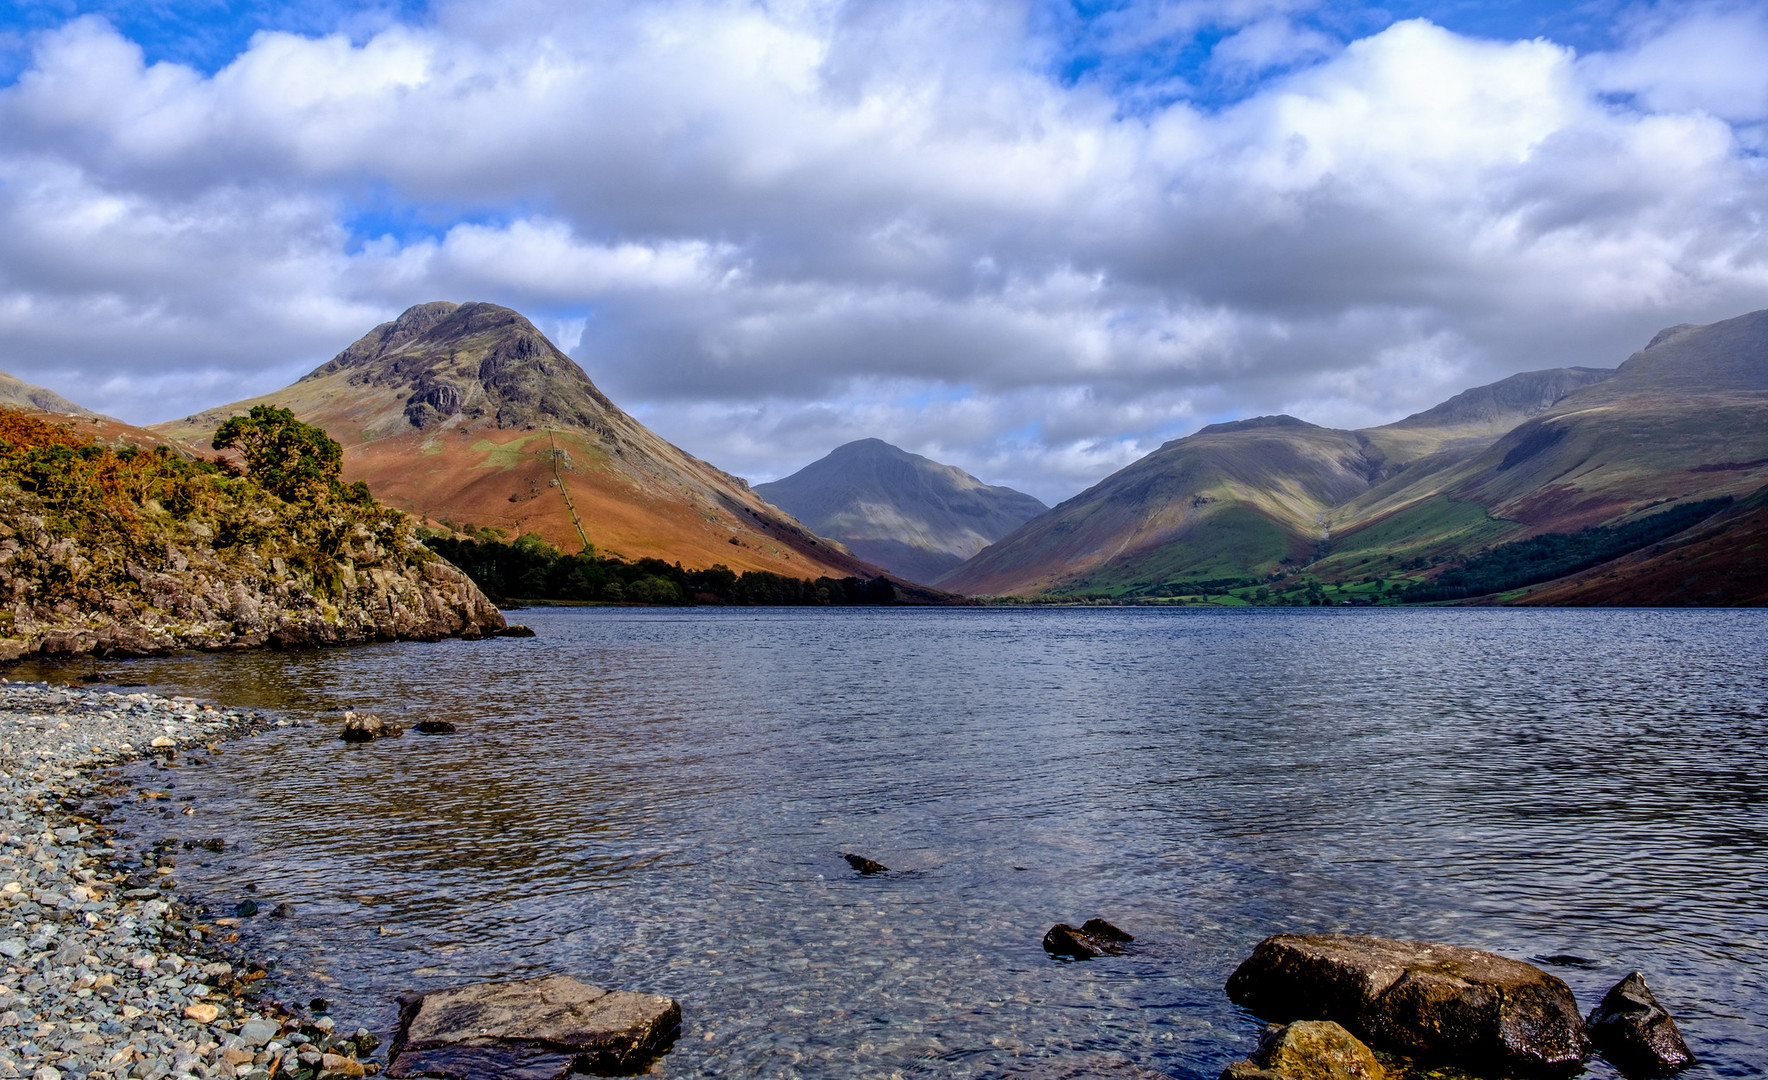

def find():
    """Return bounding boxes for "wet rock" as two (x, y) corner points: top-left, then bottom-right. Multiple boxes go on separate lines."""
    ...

(497, 625), (537, 638)
(1219, 1021), (1385, 1080)
(340, 710), (405, 741)
(386, 974), (681, 1078)
(843, 853), (888, 874)
(1587, 972), (1695, 1075)
(1043, 919), (1134, 959)
(414, 720), (458, 734)
(1226, 934), (1589, 1075)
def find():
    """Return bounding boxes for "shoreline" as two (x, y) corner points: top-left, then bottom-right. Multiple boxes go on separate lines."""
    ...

(0, 681), (379, 1080)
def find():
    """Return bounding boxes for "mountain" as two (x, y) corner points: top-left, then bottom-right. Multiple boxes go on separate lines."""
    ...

(0, 370), (100, 417)
(154, 302), (889, 583)
(753, 439), (1047, 584)
(1314, 310), (1768, 585)
(950, 308), (1768, 600)
(938, 366), (1616, 597)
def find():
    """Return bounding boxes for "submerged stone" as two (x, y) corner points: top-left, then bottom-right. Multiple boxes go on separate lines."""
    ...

(1226, 934), (1589, 1075)
(1587, 972), (1695, 1075)
(386, 974), (680, 1078)
(843, 853), (888, 874)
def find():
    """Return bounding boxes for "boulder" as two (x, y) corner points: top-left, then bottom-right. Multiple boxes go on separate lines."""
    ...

(497, 625), (537, 638)
(414, 720), (458, 734)
(1226, 934), (1588, 1075)
(1586, 972), (1694, 1074)
(341, 711), (404, 742)
(1043, 919), (1134, 959)
(1219, 1021), (1384, 1080)
(386, 975), (680, 1079)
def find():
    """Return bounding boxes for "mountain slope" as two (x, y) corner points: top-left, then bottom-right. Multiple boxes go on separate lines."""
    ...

(937, 331), (1765, 600)
(0, 370), (99, 417)
(1318, 310), (1768, 585)
(155, 302), (885, 582)
(754, 439), (1047, 584)
(1514, 482), (1768, 606)
(940, 367), (1615, 597)
(937, 416), (1377, 596)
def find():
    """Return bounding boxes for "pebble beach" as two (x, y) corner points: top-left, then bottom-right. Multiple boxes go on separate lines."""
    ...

(0, 681), (378, 1080)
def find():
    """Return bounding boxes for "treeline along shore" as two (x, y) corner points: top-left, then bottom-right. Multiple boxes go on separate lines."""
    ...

(422, 531), (899, 607)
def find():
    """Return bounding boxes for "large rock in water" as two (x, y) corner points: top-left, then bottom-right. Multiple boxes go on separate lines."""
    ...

(1226, 935), (1589, 1075)
(1586, 972), (1695, 1074)
(386, 975), (680, 1079)
(1219, 1020), (1385, 1080)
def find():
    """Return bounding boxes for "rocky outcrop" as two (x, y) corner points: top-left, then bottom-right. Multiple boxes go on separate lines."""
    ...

(0, 516), (505, 662)
(1587, 973), (1695, 1075)
(1219, 1021), (1385, 1080)
(386, 975), (681, 1078)
(1226, 934), (1589, 1075)
(1043, 919), (1134, 958)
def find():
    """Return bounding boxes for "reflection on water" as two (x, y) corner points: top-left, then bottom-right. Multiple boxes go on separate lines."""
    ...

(24, 607), (1768, 1079)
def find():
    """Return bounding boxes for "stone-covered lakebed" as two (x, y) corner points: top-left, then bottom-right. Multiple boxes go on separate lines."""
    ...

(3, 605), (1766, 1079)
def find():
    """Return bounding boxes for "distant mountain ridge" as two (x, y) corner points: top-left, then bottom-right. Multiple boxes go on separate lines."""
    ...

(0, 370), (100, 418)
(939, 314), (1768, 601)
(755, 439), (1047, 584)
(157, 302), (898, 584)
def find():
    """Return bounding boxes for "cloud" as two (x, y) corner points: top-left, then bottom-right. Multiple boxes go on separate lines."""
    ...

(0, 2), (1764, 503)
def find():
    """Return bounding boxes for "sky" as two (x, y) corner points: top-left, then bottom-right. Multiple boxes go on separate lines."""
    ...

(1, 0), (1765, 504)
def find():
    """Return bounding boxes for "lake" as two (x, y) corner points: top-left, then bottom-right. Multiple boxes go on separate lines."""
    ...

(28, 606), (1768, 1078)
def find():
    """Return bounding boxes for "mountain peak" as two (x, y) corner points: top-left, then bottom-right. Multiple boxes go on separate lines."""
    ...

(1385, 367), (1613, 432)
(1195, 415), (1319, 437)
(303, 300), (615, 433)
(756, 440), (1046, 584)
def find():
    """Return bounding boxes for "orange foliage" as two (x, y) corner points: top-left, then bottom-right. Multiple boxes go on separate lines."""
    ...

(0, 409), (90, 451)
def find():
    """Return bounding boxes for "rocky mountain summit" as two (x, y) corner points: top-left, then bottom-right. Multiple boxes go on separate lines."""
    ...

(756, 439), (1046, 584)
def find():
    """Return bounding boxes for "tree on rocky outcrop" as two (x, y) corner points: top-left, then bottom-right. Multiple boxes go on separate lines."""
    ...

(212, 405), (343, 502)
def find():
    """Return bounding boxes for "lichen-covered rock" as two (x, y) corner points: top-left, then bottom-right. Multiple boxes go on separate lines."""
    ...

(386, 975), (680, 1078)
(1219, 1021), (1385, 1080)
(1587, 972), (1695, 1075)
(1226, 934), (1589, 1076)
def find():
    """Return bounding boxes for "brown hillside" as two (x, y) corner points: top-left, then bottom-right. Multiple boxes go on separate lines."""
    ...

(154, 302), (885, 581)
(1514, 484), (1768, 606)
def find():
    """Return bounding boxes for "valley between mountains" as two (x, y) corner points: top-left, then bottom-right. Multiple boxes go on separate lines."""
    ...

(8, 300), (1768, 607)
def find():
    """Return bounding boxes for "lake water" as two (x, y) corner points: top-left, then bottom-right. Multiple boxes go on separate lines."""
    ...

(26, 607), (1768, 1078)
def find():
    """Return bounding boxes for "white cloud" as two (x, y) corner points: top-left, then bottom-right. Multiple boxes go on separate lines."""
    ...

(0, 2), (1764, 502)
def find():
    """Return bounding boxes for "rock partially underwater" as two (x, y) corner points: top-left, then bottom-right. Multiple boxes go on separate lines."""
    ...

(1587, 972), (1695, 1075)
(386, 975), (681, 1078)
(1227, 934), (1590, 1075)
